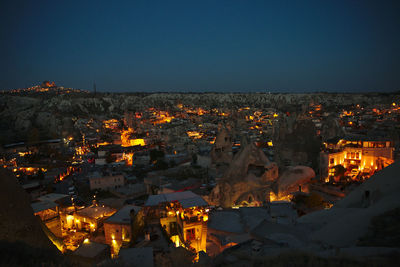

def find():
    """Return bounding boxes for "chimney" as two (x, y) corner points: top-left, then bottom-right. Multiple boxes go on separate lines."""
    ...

(145, 231), (150, 241)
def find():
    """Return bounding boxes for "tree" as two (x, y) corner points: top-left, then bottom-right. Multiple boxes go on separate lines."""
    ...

(332, 164), (346, 182)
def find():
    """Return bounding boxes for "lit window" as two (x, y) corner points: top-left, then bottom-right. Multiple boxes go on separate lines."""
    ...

(186, 228), (195, 241)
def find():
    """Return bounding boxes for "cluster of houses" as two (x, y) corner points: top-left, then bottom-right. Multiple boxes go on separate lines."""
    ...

(30, 187), (303, 266)
(1, 99), (399, 265)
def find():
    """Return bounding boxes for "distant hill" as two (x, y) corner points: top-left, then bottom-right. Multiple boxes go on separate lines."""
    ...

(1, 81), (89, 95)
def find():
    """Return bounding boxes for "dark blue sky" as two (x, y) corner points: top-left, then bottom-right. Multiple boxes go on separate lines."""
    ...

(1, 0), (399, 92)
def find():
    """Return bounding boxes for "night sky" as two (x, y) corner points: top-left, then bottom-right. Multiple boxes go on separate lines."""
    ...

(1, 0), (399, 92)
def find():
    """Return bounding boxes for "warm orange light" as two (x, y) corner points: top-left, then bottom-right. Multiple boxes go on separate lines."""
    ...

(103, 119), (119, 129)
(187, 131), (203, 139)
(97, 142), (111, 147)
(121, 128), (146, 147)
(123, 152), (134, 166)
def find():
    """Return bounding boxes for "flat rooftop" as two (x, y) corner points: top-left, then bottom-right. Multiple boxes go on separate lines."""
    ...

(73, 241), (108, 258)
(118, 247), (153, 267)
(208, 210), (245, 234)
(77, 205), (116, 219)
(31, 201), (58, 213)
(105, 205), (141, 224)
(144, 190), (207, 208)
(37, 193), (69, 203)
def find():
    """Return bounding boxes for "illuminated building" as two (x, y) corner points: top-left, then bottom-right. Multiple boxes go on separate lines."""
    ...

(186, 131), (203, 140)
(123, 152), (134, 166)
(121, 128), (146, 147)
(32, 201), (62, 238)
(321, 136), (394, 181)
(103, 205), (141, 257)
(103, 119), (120, 130)
(150, 110), (174, 124)
(144, 191), (208, 255)
(73, 205), (116, 233)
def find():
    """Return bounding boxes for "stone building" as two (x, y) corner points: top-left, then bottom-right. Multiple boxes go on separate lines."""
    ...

(89, 173), (124, 191)
(103, 205), (141, 256)
(144, 191), (209, 254)
(320, 136), (395, 182)
(73, 204), (116, 233)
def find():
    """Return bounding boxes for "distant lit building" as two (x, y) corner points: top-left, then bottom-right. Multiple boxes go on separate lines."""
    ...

(320, 136), (394, 182)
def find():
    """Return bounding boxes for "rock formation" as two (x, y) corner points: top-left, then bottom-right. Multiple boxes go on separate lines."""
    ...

(210, 126), (233, 165)
(276, 166), (315, 197)
(209, 141), (319, 207)
(298, 160), (400, 247)
(0, 169), (69, 266)
(209, 143), (279, 208)
(320, 115), (344, 141)
(273, 115), (321, 169)
(0, 169), (60, 251)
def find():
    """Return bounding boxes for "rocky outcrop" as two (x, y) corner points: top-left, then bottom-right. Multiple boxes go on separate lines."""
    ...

(276, 166), (315, 197)
(209, 143), (279, 207)
(298, 161), (400, 247)
(0, 169), (60, 251)
(320, 115), (344, 141)
(273, 115), (321, 169)
(210, 127), (233, 165)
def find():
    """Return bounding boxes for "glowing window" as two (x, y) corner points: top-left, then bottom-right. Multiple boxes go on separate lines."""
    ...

(186, 228), (195, 241)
